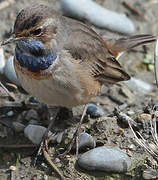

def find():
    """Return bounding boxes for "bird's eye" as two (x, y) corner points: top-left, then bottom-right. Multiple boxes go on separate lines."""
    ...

(31, 28), (42, 36)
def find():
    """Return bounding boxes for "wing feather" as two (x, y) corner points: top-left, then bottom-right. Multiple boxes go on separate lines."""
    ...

(63, 18), (130, 84)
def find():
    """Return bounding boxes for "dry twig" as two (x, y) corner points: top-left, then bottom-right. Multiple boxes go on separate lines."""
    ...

(43, 148), (65, 180)
(0, 81), (15, 101)
(128, 108), (158, 160)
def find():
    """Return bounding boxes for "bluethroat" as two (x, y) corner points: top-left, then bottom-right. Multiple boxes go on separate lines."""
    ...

(1, 4), (156, 154)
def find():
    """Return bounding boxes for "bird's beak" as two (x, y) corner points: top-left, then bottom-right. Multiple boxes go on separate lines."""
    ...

(1, 34), (26, 46)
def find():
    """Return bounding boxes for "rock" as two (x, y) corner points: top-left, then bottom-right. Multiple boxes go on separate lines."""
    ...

(28, 120), (39, 125)
(143, 168), (158, 180)
(77, 146), (131, 173)
(56, 131), (64, 144)
(12, 122), (25, 132)
(7, 111), (14, 116)
(127, 111), (135, 116)
(28, 97), (40, 104)
(0, 48), (6, 74)
(24, 125), (52, 145)
(118, 103), (128, 111)
(9, 165), (16, 171)
(24, 109), (38, 121)
(77, 132), (96, 151)
(124, 77), (153, 94)
(3, 56), (20, 86)
(50, 131), (66, 144)
(43, 175), (48, 180)
(61, 0), (135, 34)
(86, 104), (104, 118)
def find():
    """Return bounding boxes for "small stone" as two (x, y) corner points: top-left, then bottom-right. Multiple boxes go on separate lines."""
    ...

(56, 131), (64, 144)
(9, 165), (16, 171)
(86, 104), (104, 118)
(127, 111), (135, 116)
(25, 109), (38, 121)
(29, 97), (40, 104)
(12, 122), (25, 132)
(24, 125), (52, 145)
(143, 168), (158, 180)
(28, 120), (39, 125)
(118, 103), (128, 110)
(7, 111), (14, 116)
(43, 175), (48, 180)
(128, 144), (136, 151)
(77, 132), (96, 151)
(78, 146), (131, 173)
(3, 56), (20, 86)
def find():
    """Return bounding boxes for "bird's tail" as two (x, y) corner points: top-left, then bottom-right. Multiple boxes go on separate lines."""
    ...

(104, 34), (157, 59)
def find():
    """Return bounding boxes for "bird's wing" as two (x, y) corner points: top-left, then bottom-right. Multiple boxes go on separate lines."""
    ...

(64, 20), (130, 84)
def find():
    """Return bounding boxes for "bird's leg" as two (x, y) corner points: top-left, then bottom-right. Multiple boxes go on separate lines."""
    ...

(60, 104), (88, 157)
(35, 107), (60, 162)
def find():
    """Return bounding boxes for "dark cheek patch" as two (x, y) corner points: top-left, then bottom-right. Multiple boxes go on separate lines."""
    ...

(15, 49), (57, 72)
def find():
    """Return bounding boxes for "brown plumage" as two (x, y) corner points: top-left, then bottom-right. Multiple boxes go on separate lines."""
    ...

(1, 4), (157, 107)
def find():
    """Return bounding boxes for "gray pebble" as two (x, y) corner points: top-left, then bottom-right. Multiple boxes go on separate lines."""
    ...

(56, 131), (64, 144)
(3, 56), (20, 86)
(61, 0), (135, 34)
(77, 132), (96, 151)
(28, 120), (39, 125)
(25, 109), (38, 121)
(12, 122), (25, 132)
(24, 125), (52, 145)
(86, 104), (104, 118)
(78, 146), (131, 173)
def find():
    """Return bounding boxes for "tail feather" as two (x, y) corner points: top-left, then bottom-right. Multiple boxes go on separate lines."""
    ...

(104, 34), (157, 59)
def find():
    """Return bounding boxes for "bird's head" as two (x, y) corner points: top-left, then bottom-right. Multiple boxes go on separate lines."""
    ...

(2, 4), (59, 49)
(1, 4), (61, 72)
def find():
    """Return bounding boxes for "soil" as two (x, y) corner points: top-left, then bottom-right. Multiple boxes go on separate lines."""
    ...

(0, 0), (158, 180)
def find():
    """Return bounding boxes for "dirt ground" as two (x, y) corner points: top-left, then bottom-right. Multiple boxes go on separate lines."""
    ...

(0, 0), (158, 179)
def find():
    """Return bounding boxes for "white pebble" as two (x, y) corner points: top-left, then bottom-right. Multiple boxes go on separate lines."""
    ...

(0, 48), (6, 74)
(3, 56), (20, 86)
(9, 165), (16, 171)
(7, 111), (14, 116)
(61, 0), (135, 34)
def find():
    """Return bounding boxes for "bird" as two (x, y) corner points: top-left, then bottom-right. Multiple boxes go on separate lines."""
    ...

(1, 4), (156, 154)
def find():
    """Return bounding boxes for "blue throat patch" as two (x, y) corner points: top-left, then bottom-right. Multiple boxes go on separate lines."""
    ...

(15, 40), (57, 72)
